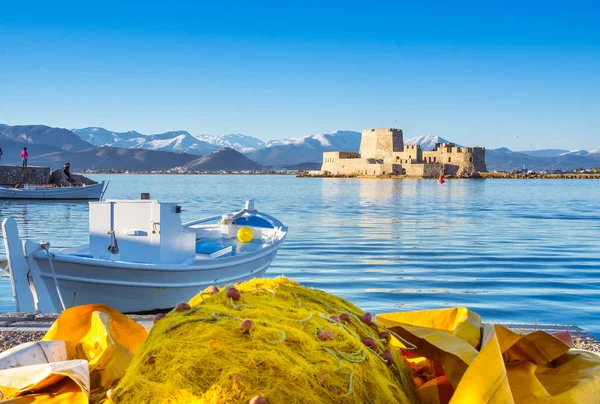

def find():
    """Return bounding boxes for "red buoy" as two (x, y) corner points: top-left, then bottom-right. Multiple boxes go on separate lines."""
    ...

(438, 175), (445, 184)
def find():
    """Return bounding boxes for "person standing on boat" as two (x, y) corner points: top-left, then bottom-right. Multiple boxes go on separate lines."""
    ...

(21, 147), (28, 167)
(63, 162), (77, 185)
(51, 163), (76, 186)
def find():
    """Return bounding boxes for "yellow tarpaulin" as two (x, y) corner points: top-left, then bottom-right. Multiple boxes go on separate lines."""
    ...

(42, 303), (148, 397)
(1, 301), (599, 403)
(377, 307), (600, 403)
(0, 360), (89, 404)
(0, 304), (147, 403)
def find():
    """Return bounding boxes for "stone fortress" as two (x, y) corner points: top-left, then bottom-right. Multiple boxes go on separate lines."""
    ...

(320, 128), (487, 178)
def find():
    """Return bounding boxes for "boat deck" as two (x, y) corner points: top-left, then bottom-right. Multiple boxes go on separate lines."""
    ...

(62, 237), (267, 262)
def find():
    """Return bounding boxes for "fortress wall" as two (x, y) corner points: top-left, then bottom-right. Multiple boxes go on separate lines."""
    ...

(321, 152), (363, 175)
(359, 128), (403, 160)
(394, 144), (422, 162)
(405, 163), (442, 178)
(358, 131), (377, 158)
(423, 163), (443, 178)
(423, 147), (487, 176)
(322, 157), (370, 176)
(322, 158), (402, 176)
(405, 164), (424, 177)
(472, 148), (487, 172)
(445, 148), (486, 175)
(0, 166), (50, 186)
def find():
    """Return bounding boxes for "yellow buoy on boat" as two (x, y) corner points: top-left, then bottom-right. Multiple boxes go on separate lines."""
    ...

(237, 227), (253, 243)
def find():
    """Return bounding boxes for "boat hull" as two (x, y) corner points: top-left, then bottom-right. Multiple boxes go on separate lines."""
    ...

(0, 182), (105, 200)
(32, 246), (279, 313)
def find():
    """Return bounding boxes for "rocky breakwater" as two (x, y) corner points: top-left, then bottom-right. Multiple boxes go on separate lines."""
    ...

(0, 166), (50, 186)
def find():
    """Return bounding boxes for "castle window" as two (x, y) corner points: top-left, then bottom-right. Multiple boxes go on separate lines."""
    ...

(448, 157), (451, 163)
(469, 157), (473, 162)
(434, 157), (436, 162)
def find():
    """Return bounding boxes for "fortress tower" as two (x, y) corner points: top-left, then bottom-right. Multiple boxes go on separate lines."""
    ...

(359, 128), (404, 160)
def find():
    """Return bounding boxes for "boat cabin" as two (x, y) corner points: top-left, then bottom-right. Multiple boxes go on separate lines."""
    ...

(89, 200), (196, 264)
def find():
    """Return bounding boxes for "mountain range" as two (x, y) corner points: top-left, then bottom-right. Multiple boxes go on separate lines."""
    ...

(0, 125), (198, 170)
(194, 134), (266, 153)
(486, 148), (600, 172)
(0, 123), (598, 172)
(73, 127), (218, 155)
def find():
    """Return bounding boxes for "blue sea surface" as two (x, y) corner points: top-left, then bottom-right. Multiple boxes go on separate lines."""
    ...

(0, 175), (598, 336)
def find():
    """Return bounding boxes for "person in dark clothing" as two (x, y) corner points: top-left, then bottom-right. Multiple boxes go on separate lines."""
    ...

(51, 163), (77, 186)
(63, 163), (77, 185)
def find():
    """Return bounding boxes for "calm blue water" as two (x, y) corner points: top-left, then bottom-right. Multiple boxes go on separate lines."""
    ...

(1, 175), (599, 336)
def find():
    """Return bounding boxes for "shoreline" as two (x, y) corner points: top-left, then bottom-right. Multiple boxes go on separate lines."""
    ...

(297, 172), (600, 180)
(1, 312), (598, 353)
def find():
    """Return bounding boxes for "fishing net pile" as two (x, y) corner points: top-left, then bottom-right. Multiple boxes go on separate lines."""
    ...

(108, 277), (418, 403)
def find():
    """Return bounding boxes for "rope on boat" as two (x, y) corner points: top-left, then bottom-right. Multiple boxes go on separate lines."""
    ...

(0, 264), (10, 279)
(99, 180), (110, 200)
(41, 242), (66, 311)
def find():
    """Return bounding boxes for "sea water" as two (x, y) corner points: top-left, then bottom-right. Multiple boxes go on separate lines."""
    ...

(0, 174), (598, 336)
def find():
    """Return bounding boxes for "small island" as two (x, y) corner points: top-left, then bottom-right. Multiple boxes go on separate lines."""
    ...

(308, 128), (486, 178)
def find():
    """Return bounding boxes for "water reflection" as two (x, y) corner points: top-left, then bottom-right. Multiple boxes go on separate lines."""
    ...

(0, 175), (599, 337)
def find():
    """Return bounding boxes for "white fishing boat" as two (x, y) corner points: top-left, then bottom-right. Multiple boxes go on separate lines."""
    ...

(0, 181), (107, 200)
(1, 198), (287, 313)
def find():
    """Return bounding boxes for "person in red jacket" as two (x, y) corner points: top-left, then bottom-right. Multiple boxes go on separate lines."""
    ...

(21, 147), (28, 167)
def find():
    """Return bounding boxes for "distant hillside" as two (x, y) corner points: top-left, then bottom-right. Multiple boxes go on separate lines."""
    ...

(283, 162), (322, 171)
(519, 149), (570, 158)
(183, 148), (263, 171)
(29, 146), (199, 171)
(0, 125), (94, 151)
(195, 133), (266, 153)
(486, 148), (600, 172)
(73, 127), (217, 155)
(0, 139), (67, 166)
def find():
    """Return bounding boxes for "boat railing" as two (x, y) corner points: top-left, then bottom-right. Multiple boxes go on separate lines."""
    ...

(183, 215), (222, 228)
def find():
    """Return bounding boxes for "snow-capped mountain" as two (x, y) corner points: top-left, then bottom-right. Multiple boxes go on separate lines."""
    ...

(559, 149), (593, 157)
(72, 127), (218, 155)
(405, 135), (453, 151)
(265, 130), (362, 150)
(72, 127), (138, 146)
(246, 131), (362, 166)
(194, 134), (266, 153)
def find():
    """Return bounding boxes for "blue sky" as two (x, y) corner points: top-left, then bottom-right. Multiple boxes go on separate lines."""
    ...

(1, 1), (599, 150)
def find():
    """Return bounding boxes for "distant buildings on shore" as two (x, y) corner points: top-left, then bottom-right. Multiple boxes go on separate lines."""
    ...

(319, 128), (487, 178)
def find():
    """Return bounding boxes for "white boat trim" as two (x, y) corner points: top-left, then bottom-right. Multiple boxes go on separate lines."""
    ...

(36, 260), (272, 288)
(0, 181), (107, 200)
